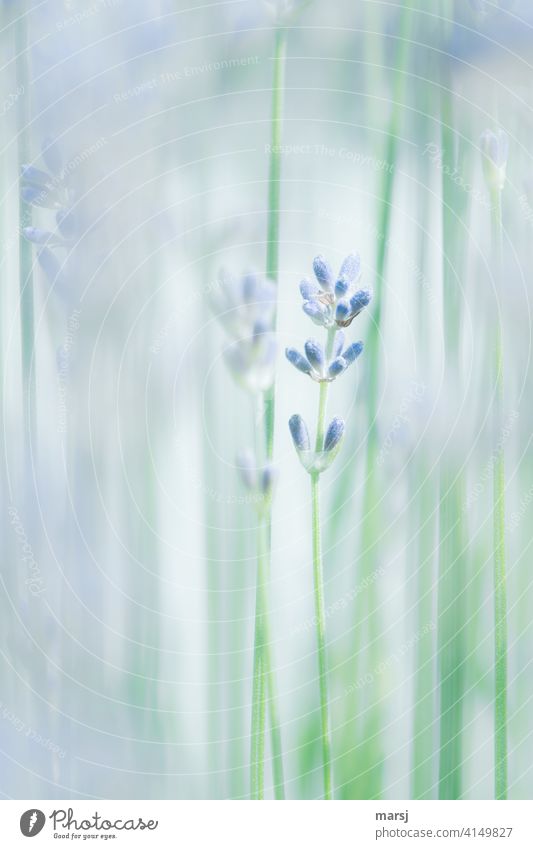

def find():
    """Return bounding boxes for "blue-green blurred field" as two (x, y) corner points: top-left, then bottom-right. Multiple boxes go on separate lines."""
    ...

(1, 0), (533, 800)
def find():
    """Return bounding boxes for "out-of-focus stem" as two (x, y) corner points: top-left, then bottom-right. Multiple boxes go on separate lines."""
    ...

(437, 64), (469, 801)
(264, 26), (287, 458)
(255, 23), (288, 800)
(310, 470), (332, 799)
(490, 188), (507, 801)
(308, 327), (336, 799)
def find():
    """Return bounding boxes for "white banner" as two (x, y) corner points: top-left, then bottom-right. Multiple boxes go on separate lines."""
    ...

(0, 800), (530, 847)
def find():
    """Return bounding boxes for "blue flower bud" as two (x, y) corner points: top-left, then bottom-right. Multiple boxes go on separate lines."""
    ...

(20, 164), (51, 187)
(343, 341), (364, 365)
(285, 347), (312, 375)
(349, 288), (372, 317)
(303, 299), (328, 326)
(335, 300), (350, 323)
(289, 414), (310, 452)
(304, 339), (325, 373)
(328, 357), (347, 379)
(299, 278), (319, 300)
(252, 318), (270, 339)
(331, 330), (345, 359)
(21, 183), (60, 209)
(335, 276), (350, 297)
(313, 254), (333, 290)
(260, 464), (278, 495)
(22, 227), (55, 245)
(242, 271), (260, 302)
(339, 253), (361, 283)
(324, 417), (345, 452)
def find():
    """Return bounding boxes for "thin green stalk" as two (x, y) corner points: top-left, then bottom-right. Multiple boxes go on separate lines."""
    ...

(309, 327), (335, 799)
(250, 528), (267, 798)
(437, 69), (470, 801)
(251, 23), (288, 800)
(264, 25), (287, 457)
(412, 473), (437, 799)
(310, 471), (332, 800)
(490, 188), (507, 801)
(250, 387), (285, 798)
(438, 467), (465, 799)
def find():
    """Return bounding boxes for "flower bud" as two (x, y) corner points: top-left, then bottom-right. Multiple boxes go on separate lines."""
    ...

(288, 414), (310, 452)
(324, 417), (345, 452)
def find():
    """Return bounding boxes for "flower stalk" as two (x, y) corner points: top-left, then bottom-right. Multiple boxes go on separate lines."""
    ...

(482, 127), (509, 801)
(287, 254), (371, 798)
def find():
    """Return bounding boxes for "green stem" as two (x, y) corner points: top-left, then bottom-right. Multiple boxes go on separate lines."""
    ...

(311, 471), (332, 799)
(256, 24), (288, 800)
(250, 387), (285, 798)
(438, 468), (465, 799)
(309, 327), (335, 799)
(250, 515), (269, 799)
(437, 65), (470, 801)
(490, 189), (507, 801)
(264, 26), (287, 458)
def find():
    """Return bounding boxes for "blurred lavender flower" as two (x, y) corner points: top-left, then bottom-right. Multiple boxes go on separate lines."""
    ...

(480, 128), (509, 192)
(21, 138), (81, 292)
(214, 271), (277, 393)
(299, 253), (372, 329)
(236, 449), (278, 512)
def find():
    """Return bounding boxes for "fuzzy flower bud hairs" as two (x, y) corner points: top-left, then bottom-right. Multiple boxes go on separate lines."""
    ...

(285, 252), (371, 800)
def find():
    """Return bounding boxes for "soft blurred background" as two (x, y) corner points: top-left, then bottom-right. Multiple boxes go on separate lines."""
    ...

(0, 0), (532, 800)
